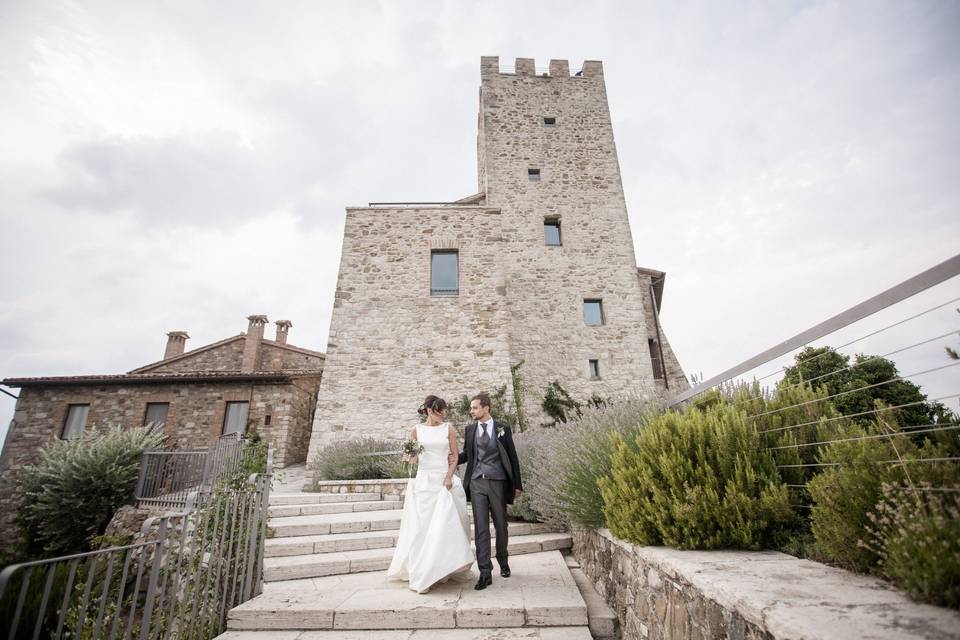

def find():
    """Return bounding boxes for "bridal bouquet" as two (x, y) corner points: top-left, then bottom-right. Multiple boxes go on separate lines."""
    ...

(402, 439), (424, 477)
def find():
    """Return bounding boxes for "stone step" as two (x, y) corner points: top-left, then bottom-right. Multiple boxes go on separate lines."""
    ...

(227, 551), (588, 631)
(271, 492), (382, 505)
(266, 521), (556, 557)
(269, 510), (403, 537)
(269, 500), (403, 518)
(268, 509), (552, 538)
(215, 627), (593, 639)
(568, 567), (618, 640)
(263, 533), (574, 582)
(266, 530), (400, 558)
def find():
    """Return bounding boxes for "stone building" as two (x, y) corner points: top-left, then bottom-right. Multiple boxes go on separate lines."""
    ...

(0, 315), (323, 543)
(305, 56), (687, 469)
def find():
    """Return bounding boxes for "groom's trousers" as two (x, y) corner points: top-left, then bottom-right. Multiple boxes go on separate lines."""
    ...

(470, 477), (509, 575)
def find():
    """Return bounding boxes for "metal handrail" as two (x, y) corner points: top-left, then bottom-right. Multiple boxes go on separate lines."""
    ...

(668, 253), (960, 407)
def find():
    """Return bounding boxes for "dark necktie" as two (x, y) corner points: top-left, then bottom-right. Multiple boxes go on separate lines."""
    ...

(480, 422), (490, 447)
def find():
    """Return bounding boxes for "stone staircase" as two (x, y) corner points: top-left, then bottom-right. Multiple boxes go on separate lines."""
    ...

(215, 479), (617, 640)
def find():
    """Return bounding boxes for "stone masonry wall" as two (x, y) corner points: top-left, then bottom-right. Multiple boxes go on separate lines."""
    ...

(638, 273), (690, 393)
(143, 337), (324, 375)
(259, 343), (325, 372)
(573, 528), (960, 640)
(146, 339), (246, 373)
(0, 378), (317, 548)
(479, 57), (673, 423)
(306, 206), (513, 466)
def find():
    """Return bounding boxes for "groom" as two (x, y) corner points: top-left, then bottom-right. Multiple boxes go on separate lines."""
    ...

(453, 392), (523, 590)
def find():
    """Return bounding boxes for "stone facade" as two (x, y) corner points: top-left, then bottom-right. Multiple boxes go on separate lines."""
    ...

(0, 315), (323, 547)
(573, 528), (960, 640)
(306, 56), (688, 472)
(307, 206), (512, 454)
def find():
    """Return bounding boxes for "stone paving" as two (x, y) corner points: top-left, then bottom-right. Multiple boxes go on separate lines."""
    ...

(216, 478), (616, 640)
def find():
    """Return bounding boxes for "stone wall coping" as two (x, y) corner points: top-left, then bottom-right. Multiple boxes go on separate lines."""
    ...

(593, 528), (960, 639)
(345, 206), (501, 214)
(310, 478), (410, 487)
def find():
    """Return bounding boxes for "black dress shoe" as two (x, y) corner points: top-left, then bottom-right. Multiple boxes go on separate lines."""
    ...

(500, 564), (511, 578)
(474, 573), (492, 590)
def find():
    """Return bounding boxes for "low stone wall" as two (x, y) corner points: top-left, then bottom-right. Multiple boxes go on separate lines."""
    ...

(573, 528), (960, 640)
(309, 478), (409, 499)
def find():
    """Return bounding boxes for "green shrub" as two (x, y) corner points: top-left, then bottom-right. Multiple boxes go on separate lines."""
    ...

(15, 425), (164, 558)
(517, 400), (654, 530)
(599, 402), (792, 549)
(309, 437), (408, 482)
(865, 483), (960, 608)
(807, 414), (959, 572)
(541, 381), (582, 426)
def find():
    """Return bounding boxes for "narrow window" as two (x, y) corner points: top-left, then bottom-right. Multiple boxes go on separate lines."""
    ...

(649, 339), (665, 381)
(223, 401), (249, 436)
(589, 360), (601, 380)
(143, 402), (169, 427)
(62, 404), (89, 439)
(431, 250), (459, 296)
(528, 168), (541, 182)
(543, 117), (556, 128)
(544, 219), (561, 246)
(264, 414), (272, 426)
(583, 299), (604, 326)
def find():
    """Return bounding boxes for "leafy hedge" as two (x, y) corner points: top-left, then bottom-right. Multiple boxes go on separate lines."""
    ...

(15, 425), (165, 558)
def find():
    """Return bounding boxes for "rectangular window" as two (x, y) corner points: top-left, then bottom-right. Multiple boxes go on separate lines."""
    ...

(528, 168), (541, 182)
(583, 299), (604, 326)
(543, 117), (556, 127)
(222, 401), (249, 436)
(62, 404), (89, 439)
(589, 360), (600, 380)
(431, 250), (459, 296)
(649, 339), (666, 381)
(143, 402), (169, 427)
(544, 219), (561, 246)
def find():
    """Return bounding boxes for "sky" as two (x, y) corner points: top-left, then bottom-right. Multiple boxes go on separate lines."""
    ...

(1, 0), (959, 446)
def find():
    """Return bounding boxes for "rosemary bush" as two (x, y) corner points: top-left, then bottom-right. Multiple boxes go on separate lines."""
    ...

(807, 414), (959, 573)
(865, 483), (960, 608)
(600, 402), (792, 549)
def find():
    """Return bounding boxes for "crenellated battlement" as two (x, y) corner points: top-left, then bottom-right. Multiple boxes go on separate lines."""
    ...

(480, 55), (603, 79)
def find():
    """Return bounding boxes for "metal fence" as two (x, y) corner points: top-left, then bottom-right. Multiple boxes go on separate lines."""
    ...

(0, 445), (272, 640)
(667, 253), (960, 504)
(134, 433), (243, 510)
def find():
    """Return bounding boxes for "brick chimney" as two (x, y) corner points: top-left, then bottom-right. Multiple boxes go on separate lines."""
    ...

(241, 315), (268, 372)
(275, 320), (292, 345)
(164, 331), (189, 359)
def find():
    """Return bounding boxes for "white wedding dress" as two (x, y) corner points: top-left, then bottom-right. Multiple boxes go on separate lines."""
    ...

(386, 422), (474, 593)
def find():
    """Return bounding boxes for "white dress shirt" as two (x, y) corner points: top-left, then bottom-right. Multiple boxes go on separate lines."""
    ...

(477, 420), (493, 440)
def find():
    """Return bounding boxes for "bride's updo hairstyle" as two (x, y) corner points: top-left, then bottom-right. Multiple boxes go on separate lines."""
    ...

(417, 395), (448, 418)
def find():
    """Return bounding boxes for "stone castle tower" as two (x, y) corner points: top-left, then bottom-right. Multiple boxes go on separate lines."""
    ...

(305, 56), (687, 466)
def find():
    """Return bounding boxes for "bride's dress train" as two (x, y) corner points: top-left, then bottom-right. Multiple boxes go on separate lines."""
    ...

(386, 423), (474, 593)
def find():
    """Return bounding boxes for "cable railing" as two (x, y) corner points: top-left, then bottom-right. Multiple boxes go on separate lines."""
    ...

(667, 253), (960, 507)
(0, 445), (273, 640)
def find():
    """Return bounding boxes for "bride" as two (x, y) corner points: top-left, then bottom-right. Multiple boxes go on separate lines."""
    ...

(387, 395), (474, 593)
